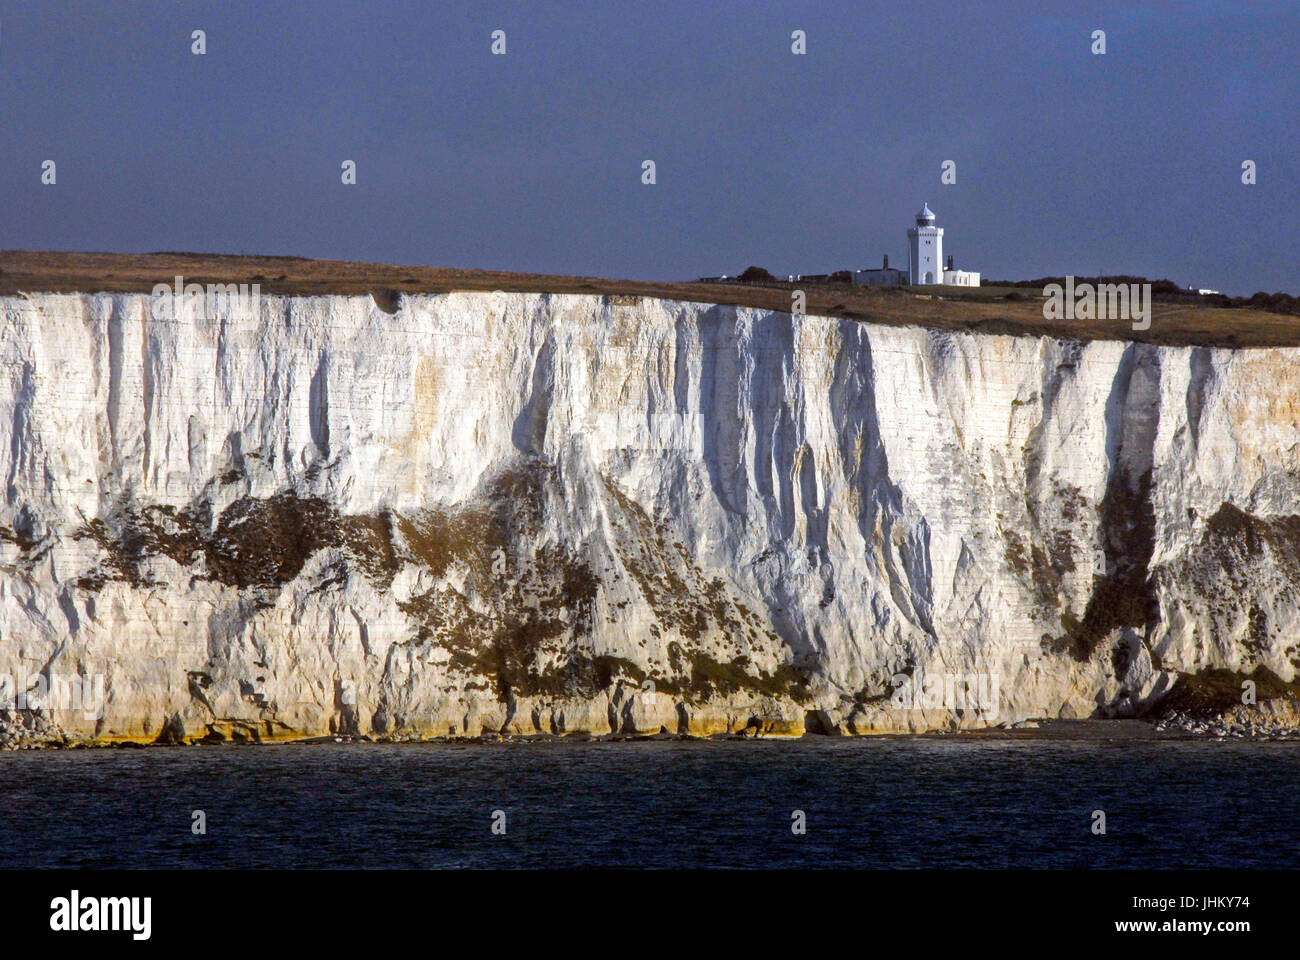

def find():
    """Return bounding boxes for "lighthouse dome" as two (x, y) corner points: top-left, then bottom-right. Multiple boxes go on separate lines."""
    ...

(916, 202), (936, 223)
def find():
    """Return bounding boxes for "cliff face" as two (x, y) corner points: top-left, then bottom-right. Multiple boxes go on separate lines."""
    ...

(2, 290), (1299, 742)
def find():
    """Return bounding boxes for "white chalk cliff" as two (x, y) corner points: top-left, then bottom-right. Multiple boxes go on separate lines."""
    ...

(2, 290), (1298, 742)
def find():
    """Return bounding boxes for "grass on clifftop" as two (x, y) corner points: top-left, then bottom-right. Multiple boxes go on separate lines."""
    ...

(2, 249), (1298, 348)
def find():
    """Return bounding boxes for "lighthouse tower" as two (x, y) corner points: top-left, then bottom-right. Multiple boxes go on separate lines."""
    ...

(907, 202), (943, 285)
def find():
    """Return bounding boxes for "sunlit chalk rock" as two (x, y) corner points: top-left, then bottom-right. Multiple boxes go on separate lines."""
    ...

(617, 688), (680, 734)
(3, 290), (1300, 741)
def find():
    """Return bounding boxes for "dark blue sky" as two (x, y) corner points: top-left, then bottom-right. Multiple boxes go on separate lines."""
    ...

(1, 0), (1295, 295)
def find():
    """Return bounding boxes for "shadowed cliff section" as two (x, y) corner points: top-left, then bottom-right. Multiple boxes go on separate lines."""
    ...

(1048, 344), (1160, 662)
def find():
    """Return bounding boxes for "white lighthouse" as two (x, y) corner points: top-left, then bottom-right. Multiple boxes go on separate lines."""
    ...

(850, 203), (979, 288)
(907, 202), (943, 285)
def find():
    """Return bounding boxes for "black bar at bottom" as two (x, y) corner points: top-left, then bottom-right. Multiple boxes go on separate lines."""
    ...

(0, 869), (1278, 948)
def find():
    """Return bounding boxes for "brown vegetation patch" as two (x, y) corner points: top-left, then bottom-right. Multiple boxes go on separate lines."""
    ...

(64, 457), (806, 704)
(206, 494), (337, 587)
(602, 477), (773, 647)
(1201, 503), (1300, 583)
